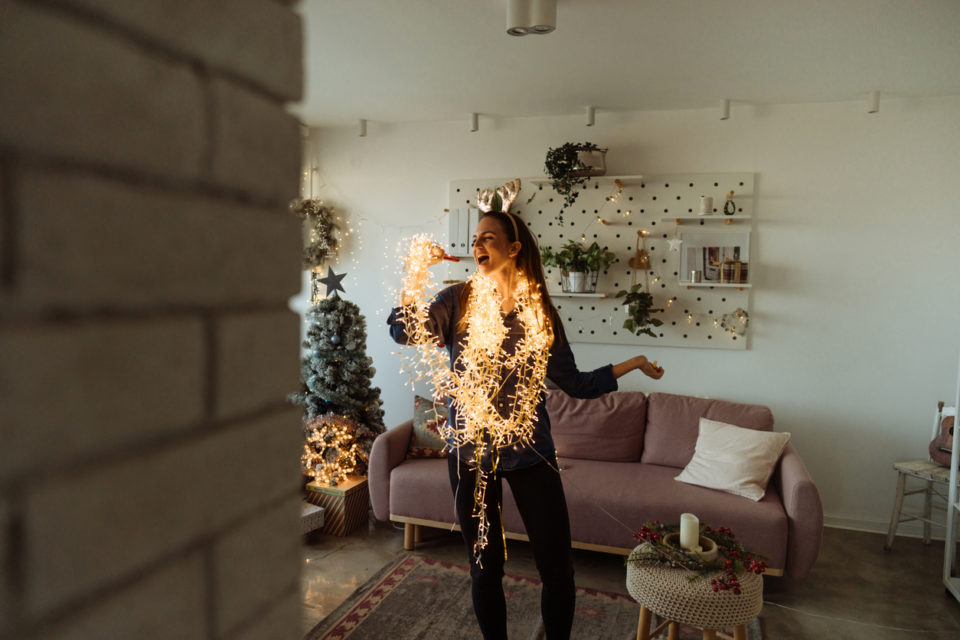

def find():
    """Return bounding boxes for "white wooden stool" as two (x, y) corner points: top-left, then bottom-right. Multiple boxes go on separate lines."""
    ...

(884, 403), (957, 550)
(884, 459), (951, 549)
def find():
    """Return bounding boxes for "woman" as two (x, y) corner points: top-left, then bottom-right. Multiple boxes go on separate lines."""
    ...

(388, 182), (663, 640)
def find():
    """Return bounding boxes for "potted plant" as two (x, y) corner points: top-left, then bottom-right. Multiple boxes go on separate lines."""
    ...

(544, 142), (607, 224)
(616, 284), (664, 338)
(541, 241), (616, 293)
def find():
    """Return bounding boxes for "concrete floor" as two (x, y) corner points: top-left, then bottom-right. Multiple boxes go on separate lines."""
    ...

(302, 516), (960, 639)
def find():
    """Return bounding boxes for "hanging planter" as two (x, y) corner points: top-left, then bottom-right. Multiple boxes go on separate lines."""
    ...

(568, 148), (607, 177)
(617, 285), (664, 338)
(544, 142), (607, 223)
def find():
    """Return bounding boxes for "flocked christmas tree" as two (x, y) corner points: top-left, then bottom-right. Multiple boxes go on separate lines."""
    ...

(292, 268), (385, 486)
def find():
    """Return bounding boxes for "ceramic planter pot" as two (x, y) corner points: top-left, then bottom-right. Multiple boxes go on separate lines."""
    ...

(562, 271), (587, 292)
(570, 149), (607, 177)
(560, 270), (600, 293)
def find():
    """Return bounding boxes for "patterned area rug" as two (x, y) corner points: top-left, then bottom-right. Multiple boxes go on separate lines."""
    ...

(305, 555), (762, 640)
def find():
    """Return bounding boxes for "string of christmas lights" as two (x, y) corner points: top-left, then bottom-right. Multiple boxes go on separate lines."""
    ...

(301, 415), (367, 486)
(394, 234), (552, 562)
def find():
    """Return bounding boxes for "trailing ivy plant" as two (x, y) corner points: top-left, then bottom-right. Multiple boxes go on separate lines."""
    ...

(543, 142), (605, 224)
(616, 284), (664, 338)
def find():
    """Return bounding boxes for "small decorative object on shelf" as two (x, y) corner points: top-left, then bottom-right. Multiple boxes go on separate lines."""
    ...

(629, 520), (769, 594)
(699, 195), (713, 216)
(540, 240), (616, 293)
(720, 260), (749, 284)
(723, 190), (736, 215)
(544, 142), (608, 223)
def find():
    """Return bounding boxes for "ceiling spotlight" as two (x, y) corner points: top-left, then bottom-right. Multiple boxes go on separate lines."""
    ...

(507, 0), (530, 36)
(530, 0), (556, 34)
(507, 0), (556, 36)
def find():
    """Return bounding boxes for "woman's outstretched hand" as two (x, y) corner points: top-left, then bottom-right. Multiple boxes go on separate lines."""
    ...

(637, 356), (664, 380)
(401, 239), (448, 305)
(611, 355), (664, 380)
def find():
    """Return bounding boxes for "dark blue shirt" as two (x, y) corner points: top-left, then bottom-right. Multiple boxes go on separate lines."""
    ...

(387, 282), (617, 471)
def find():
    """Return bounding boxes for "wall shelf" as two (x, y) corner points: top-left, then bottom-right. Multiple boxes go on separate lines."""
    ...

(681, 282), (752, 290)
(529, 174), (645, 186)
(663, 215), (751, 225)
(548, 292), (607, 299)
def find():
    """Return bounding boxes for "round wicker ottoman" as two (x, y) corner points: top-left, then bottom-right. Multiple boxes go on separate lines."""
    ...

(626, 550), (762, 640)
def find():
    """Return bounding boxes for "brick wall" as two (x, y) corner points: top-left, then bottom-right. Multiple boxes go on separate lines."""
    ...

(0, 1), (305, 638)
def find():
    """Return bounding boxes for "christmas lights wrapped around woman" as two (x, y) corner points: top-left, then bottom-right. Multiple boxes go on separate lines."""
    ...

(387, 179), (664, 640)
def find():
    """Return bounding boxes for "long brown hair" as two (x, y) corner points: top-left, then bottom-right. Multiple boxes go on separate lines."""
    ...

(457, 211), (561, 347)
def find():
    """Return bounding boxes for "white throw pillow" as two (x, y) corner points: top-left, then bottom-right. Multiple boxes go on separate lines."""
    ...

(675, 418), (791, 501)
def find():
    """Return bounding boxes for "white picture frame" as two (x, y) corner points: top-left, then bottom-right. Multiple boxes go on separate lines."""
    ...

(679, 231), (751, 283)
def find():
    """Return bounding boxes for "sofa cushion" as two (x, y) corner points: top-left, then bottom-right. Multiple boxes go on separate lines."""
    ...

(547, 390), (647, 462)
(675, 418), (791, 501)
(641, 393), (775, 468)
(390, 458), (456, 522)
(408, 395), (448, 458)
(555, 459), (788, 570)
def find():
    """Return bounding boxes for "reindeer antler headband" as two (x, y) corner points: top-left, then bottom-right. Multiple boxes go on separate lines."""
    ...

(476, 179), (521, 240)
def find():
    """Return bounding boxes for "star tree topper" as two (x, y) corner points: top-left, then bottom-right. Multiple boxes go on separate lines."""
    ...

(318, 266), (347, 297)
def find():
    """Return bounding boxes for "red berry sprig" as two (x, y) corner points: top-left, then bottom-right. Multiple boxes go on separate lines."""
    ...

(632, 520), (664, 544)
(632, 520), (769, 596)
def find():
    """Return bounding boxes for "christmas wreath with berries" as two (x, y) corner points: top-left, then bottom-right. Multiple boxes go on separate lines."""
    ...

(628, 520), (768, 594)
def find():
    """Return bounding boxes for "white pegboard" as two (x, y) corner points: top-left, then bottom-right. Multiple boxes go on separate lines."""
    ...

(447, 173), (755, 350)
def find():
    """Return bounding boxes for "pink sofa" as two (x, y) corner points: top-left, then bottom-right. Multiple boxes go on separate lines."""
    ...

(369, 391), (823, 579)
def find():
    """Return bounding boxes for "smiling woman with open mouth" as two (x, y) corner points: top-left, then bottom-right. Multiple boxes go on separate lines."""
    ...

(389, 178), (664, 640)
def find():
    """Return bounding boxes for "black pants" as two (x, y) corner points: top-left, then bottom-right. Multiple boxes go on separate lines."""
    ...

(447, 455), (576, 640)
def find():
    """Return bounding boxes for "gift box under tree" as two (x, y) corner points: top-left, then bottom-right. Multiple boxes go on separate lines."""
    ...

(304, 476), (369, 536)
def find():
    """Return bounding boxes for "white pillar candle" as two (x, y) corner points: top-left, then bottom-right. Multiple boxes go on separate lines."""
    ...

(679, 513), (699, 550)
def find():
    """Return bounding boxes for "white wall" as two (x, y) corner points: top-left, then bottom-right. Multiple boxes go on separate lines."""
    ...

(307, 96), (960, 535)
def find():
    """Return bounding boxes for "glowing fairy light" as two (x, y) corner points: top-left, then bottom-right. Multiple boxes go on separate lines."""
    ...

(395, 234), (551, 562)
(606, 179), (624, 203)
(301, 415), (366, 486)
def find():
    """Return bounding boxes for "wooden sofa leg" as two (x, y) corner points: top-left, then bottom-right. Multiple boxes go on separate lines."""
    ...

(403, 523), (415, 550)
